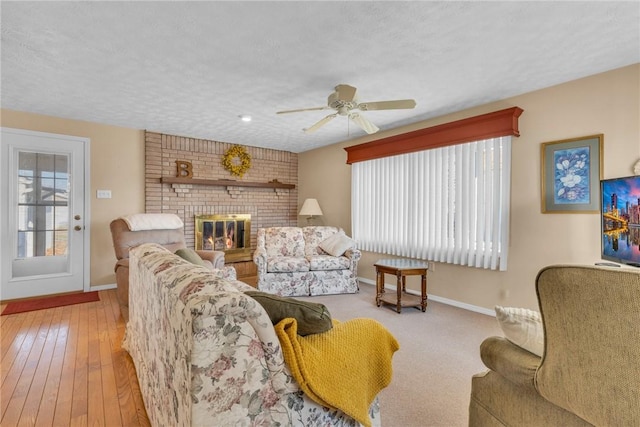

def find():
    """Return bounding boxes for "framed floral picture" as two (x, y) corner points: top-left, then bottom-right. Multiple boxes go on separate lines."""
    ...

(540, 134), (603, 213)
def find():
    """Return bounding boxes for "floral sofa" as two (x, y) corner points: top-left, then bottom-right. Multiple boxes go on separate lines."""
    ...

(123, 243), (382, 427)
(254, 226), (361, 296)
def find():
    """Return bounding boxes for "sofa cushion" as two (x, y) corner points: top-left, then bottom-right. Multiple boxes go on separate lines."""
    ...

(267, 256), (310, 273)
(494, 306), (544, 357)
(319, 233), (356, 257)
(308, 255), (351, 271)
(245, 290), (333, 336)
(264, 227), (306, 258)
(303, 226), (344, 256)
(175, 248), (208, 267)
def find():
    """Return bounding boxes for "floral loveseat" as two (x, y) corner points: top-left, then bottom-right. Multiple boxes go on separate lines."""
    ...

(123, 243), (387, 427)
(254, 226), (361, 296)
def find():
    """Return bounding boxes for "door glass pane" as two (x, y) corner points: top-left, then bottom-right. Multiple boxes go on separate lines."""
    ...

(54, 206), (69, 230)
(54, 231), (68, 256)
(39, 176), (56, 202)
(18, 152), (37, 175)
(55, 177), (69, 202)
(36, 205), (49, 230)
(17, 231), (32, 258)
(17, 151), (70, 259)
(18, 177), (35, 203)
(55, 155), (68, 177)
(37, 230), (53, 257)
(37, 154), (54, 177)
(18, 205), (34, 230)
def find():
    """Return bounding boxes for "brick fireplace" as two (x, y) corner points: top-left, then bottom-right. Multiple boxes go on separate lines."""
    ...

(144, 131), (298, 262)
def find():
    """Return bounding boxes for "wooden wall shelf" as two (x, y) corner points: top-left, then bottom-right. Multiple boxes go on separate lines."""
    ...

(161, 177), (295, 189)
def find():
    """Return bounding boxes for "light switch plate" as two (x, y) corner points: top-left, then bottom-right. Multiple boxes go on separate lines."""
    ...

(97, 190), (112, 199)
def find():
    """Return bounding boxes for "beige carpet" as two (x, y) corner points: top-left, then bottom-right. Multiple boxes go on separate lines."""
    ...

(298, 283), (502, 427)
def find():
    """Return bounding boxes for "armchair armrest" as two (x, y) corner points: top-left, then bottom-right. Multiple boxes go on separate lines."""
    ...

(211, 265), (237, 281)
(115, 258), (129, 272)
(344, 248), (361, 262)
(196, 250), (225, 269)
(480, 336), (540, 390)
(253, 246), (268, 274)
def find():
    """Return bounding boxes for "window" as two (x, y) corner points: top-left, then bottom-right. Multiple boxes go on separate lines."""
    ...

(351, 136), (511, 271)
(17, 152), (70, 258)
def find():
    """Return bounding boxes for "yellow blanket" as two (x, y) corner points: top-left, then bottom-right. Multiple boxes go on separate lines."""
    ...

(274, 318), (399, 427)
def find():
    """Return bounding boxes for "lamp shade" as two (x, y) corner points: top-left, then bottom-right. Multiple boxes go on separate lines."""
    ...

(299, 198), (323, 216)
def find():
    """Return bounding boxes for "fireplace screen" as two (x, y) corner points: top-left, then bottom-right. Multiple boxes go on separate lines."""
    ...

(195, 214), (251, 261)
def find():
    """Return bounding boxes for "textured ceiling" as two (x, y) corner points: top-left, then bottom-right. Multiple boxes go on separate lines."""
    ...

(1, 2), (639, 153)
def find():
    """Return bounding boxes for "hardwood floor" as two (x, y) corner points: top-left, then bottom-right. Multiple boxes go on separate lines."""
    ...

(1, 290), (150, 427)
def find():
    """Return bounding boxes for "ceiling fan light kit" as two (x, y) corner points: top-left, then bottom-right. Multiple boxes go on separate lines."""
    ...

(277, 84), (416, 135)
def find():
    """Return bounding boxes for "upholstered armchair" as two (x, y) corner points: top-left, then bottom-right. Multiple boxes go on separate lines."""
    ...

(110, 213), (225, 310)
(469, 265), (640, 426)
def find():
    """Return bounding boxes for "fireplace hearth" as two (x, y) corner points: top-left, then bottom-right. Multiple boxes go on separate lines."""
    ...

(195, 214), (252, 262)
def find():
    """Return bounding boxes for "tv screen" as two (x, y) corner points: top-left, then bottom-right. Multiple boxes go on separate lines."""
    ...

(600, 175), (640, 267)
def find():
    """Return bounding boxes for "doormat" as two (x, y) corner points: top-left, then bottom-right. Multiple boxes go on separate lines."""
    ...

(2, 291), (100, 316)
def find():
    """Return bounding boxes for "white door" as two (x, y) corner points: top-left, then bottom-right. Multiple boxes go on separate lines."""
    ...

(1, 128), (89, 300)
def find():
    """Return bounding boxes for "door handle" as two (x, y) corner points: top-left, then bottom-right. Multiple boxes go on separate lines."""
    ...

(74, 225), (82, 231)
(74, 215), (81, 220)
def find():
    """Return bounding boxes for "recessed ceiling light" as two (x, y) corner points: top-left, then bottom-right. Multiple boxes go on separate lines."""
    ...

(239, 115), (252, 122)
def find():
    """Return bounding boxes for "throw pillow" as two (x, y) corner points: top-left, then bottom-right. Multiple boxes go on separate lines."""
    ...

(494, 305), (544, 357)
(245, 290), (333, 336)
(319, 233), (356, 257)
(175, 248), (207, 267)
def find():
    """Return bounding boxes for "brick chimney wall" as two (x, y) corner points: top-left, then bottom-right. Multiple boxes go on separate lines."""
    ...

(145, 131), (298, 250)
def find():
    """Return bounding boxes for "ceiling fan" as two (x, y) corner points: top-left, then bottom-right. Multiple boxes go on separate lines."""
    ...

(276, 84), (416, 135)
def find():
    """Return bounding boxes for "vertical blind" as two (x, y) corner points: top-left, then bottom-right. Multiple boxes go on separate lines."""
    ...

(351, 136), (511, 271)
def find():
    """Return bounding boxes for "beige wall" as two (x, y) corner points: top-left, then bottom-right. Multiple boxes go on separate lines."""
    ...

(1, 111), (145, 286)
(298, 64), (640, 310)
(2, 64), (638, 301)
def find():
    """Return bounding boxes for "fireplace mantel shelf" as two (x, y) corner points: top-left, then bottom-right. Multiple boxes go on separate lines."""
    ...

(161, 177), (295, 189)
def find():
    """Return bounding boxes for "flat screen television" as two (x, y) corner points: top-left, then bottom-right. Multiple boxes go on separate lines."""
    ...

(600, 175), (640, 267)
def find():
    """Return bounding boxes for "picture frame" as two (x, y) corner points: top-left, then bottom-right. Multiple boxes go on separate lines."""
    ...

(540, 134), (603, 213)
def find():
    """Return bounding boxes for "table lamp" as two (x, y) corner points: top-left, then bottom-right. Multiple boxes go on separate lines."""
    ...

(299, 198), (323, 223)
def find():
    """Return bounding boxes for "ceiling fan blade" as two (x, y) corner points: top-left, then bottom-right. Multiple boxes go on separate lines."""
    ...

(357, 99), (417, 111)
(335, 84), (357, 102)
(276, 106), (327, 114)
(304, 113), (337, 133)
(349, 112), (379, 134)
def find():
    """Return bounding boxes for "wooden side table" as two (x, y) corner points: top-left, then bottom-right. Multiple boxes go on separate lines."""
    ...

(374, 258), (428, 313)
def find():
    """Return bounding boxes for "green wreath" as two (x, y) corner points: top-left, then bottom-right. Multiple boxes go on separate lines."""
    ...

(222, 145), (251, 178)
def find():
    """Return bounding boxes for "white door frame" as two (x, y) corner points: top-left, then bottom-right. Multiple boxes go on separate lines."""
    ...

(0, 127), (91, 299)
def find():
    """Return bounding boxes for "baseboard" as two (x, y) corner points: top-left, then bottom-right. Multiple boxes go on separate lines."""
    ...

(358, 277), (495, 317)
(90, 283), (117, 291)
